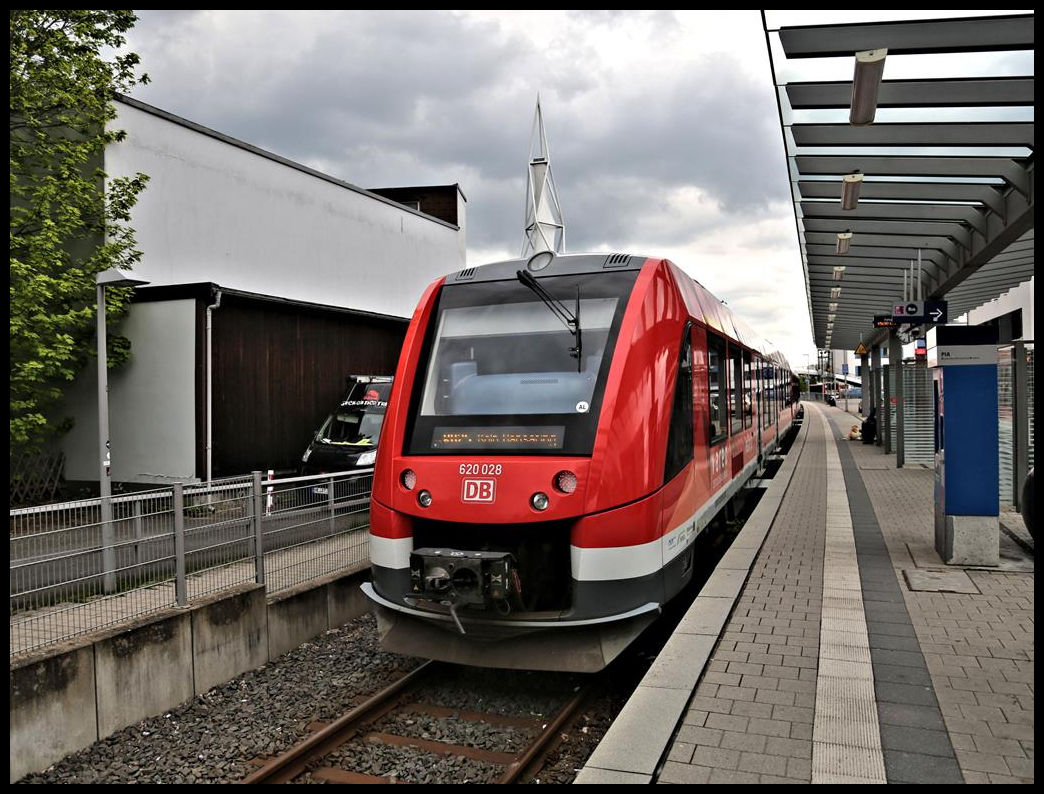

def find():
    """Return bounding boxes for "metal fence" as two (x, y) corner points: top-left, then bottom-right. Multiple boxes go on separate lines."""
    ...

(999, 341), (1034, 509)
(10, 469), (373, 660)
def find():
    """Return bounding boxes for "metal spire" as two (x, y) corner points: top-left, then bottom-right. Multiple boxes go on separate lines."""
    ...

(521, 95), (565, 257)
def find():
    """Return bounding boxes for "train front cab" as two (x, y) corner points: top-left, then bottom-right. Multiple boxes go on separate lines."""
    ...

(363, 255), (796, 672)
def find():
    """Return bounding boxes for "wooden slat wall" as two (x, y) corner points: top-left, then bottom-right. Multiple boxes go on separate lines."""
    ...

(204, 295), (407, 477)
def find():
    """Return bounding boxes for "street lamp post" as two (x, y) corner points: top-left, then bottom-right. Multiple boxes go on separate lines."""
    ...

(97, 267), (149, 593)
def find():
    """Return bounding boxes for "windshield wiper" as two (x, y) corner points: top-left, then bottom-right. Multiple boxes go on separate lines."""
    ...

(516, 269), (583, 371)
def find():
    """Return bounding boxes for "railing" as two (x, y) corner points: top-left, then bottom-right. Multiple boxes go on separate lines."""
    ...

(10, 469), (374, 660)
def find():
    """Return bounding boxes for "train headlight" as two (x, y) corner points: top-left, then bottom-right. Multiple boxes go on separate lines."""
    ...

(357, 450), (376, 466)
(418, 490), (433, 507)
(401, 469), (417, 490)
(531, 491), (549, 511)
(553, 470), (577, 494)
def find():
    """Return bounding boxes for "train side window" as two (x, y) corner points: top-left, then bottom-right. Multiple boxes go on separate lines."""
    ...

(664, 328), (694, 482)
(707, 332), (727, 444)
(728, 343), (743, 435)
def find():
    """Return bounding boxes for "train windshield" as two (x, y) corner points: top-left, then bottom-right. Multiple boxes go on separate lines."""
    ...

(406, 270), (638, 455)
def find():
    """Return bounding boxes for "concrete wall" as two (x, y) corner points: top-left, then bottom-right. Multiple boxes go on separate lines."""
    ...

(107, 97), (465, 319)
(9, 569), (372, 783)
(61, 299), (198, 484)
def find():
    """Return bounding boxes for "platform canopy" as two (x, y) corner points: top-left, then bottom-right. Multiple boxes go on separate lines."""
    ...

(763, 13), (1034, 352)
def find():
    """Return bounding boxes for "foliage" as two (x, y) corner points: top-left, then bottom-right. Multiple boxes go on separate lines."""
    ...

(10, 10), (150, 456)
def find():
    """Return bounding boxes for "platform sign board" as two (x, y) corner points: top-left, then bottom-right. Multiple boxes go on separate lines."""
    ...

(891, 300), (947, 325)
(874, 314), (898, 328)
(926, 325), (998, 368)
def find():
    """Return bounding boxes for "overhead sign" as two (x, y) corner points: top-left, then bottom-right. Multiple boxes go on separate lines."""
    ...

(890, 300), (948, 325)
(874, 314), (898, 328)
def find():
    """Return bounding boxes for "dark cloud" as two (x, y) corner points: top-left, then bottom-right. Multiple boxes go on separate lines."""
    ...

(123, 10), (791, 255)
(120, 10), (816, 360)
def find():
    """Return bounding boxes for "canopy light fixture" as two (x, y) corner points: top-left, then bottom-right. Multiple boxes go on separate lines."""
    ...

(850, 48), (887, 126)
(835, 231), (853, 254)
(840, 173), (863, 210)
(833, 266), (846, 280)
(829, 302), (838, 312)
(828, 313), (837, 322)
(831, 287), (842, 298)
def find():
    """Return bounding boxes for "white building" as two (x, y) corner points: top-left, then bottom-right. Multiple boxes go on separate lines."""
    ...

(61, 95), (467, 486)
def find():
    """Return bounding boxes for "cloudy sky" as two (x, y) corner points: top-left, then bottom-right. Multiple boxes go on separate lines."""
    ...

(118, 9), (1027, 369)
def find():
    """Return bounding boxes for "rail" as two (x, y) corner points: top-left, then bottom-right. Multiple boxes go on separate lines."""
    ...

(241, 660), (592, 784)
(9, 468), (374, 660)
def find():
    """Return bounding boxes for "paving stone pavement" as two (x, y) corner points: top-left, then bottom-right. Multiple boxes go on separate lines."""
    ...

(657, 409), (826, 784)
(821, 407), (1034, 785)
(655, 402), (1033, 785)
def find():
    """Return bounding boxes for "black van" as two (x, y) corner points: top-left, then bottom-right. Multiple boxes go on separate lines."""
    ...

(300, 375), (393, 481)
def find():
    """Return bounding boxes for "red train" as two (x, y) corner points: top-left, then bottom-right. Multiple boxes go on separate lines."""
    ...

(361, 251), (799, 672)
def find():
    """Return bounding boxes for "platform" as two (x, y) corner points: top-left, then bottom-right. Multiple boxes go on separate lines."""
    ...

(576, 401), (1034, 784)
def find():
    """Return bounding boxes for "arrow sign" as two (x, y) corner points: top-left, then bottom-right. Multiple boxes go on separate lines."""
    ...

(888, 299), (947, 325)
(925, 299), (948, 324)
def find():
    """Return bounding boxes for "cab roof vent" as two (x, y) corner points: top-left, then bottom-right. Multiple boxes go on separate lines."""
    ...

(603, 253), (631, 269)
(455, 267), (476, 280)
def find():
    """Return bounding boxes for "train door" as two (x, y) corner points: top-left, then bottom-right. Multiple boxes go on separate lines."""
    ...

(663, 326), (694, 484)
(706, 331), (729, 490)
(754, 354), (764, 461)
(727, 342), (744, 478)
(742, 349), (754, 470)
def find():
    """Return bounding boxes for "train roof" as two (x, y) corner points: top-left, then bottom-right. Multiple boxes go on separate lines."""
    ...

(446, 252), (791, 371)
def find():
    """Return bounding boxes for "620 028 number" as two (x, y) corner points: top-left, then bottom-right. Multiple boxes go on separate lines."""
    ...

(459, 463), (503, 476)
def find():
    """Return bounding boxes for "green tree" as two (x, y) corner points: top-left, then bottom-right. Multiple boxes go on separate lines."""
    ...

(10, 10), (150, 457)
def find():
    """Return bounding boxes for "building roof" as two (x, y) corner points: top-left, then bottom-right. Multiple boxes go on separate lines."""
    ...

(132, 282), (409, 324)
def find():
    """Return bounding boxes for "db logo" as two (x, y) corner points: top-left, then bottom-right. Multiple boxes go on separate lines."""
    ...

(462, 478), (496, 503)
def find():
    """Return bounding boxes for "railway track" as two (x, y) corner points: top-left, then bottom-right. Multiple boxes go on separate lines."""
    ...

(240, 660), (594, 784)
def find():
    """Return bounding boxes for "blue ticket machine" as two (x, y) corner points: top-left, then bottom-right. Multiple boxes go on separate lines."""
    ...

(927, 325), (999, 565)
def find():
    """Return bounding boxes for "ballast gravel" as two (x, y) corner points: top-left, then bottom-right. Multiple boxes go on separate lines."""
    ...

(15, 613), (625, 785)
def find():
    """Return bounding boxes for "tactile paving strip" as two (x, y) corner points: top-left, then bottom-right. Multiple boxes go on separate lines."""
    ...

(811, 410), (886, 784)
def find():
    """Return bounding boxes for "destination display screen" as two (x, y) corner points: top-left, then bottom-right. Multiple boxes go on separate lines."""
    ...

(431, 426), (565, 450)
